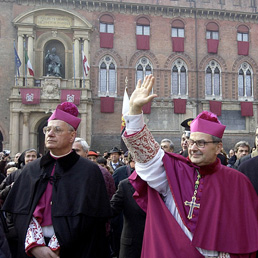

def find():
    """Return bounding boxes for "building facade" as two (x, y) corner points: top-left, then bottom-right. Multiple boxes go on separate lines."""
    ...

(0, 0), (258, 155)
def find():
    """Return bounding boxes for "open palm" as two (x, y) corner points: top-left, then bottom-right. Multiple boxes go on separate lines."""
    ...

(129, 74), (157, 115)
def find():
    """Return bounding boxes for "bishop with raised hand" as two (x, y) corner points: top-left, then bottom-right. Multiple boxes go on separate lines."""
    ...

(122, 74), (258, 258)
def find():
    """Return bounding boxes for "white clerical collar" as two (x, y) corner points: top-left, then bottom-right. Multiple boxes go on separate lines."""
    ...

(50, 150), (72, 159)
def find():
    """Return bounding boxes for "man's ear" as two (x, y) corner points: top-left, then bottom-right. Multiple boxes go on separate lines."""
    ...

(216, 142), (223, 155)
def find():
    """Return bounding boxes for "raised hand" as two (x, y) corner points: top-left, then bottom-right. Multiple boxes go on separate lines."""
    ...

(129, 74), (157, 115)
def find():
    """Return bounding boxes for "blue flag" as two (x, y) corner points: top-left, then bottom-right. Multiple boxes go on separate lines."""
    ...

(14, 44), (21, 77)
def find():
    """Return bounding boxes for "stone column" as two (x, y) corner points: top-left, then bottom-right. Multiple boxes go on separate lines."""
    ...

(22, 112), (30, 150)
(80, 112), (87, 141)
(83, 38), (90, 88)
(11, 112), (20, 155)
(74, 38), (80, 84)
(17, 35), (24, 83)
(27, 35), (34, 86)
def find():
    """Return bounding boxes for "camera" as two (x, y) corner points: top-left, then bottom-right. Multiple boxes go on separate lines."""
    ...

(3, 150), (10, 157)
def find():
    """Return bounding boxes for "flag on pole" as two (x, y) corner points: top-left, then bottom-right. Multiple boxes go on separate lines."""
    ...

(82, 51), (90, 77)
(25, 51), (34, 76)
(120, 87), (130, 152)
(14, 44), (21, 77)
(121, 87), (130, 132)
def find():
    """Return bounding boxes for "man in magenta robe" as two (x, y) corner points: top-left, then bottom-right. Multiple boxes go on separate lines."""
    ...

(122, 74), (258, 258)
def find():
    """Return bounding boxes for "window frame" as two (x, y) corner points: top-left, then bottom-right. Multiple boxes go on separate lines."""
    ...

(238, 62), (253, 101)
(205, 60), (222, 100)
(171, 58), (188, 97)
(135, 57), (153, 92)
(98, 55), (117, 97)
(100, 22), (114, 34)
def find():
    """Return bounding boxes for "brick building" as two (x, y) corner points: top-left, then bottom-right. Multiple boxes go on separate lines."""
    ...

(0, 0), (258, 155)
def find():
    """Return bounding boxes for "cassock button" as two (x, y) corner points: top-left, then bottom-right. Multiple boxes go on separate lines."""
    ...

(199, 189), (202, 192)
(197, 197), (200, 201)
(192, 214), (195, 218)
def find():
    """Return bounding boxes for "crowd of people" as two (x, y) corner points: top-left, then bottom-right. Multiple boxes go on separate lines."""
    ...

(0, 75), (258, 257)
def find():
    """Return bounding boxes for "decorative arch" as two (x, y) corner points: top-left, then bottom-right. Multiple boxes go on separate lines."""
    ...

(199, 54), (227, 71)
(129, 50), (159, 69)
(135, 15), (152, 25)
(99, 13), (115, 23)
(232, 56), (258, 73)
(171, 19), (185, 28)
(164, 52), (194, 70)
(92, 49), (123, 67)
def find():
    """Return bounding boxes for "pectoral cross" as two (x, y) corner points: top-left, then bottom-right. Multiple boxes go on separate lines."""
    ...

(184, 196), (200, 220)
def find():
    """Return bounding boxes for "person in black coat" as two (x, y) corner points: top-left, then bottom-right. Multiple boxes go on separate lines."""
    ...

(0, 214), (12, 258)
(2, 102), (111, 258)
(110, 178), (146, 258)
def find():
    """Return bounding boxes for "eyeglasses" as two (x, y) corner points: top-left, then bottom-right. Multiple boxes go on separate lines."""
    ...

(188, 139), (220, 148)
(43, 126), (65, 135)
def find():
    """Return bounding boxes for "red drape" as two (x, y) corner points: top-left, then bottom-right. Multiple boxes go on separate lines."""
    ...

(136, 35), (150, 50)
(100, 33), (114, 49)
(61, 89), (81, 105)
(238, 41), (249, 56)
(241, 102), (253, 116)
(20, 88), (40, 105)
(100, 97), (115, 113)
(142, 102), (151, 114)
(172, 37), (184, 52)
(209, 100), (222, 116)
(173, 99), (186, 114)
(207, 39), (219, 54)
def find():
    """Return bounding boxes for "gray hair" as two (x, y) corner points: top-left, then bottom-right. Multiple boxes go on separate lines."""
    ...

(160, 138), (174, 150)
(74, 137), (90, 152)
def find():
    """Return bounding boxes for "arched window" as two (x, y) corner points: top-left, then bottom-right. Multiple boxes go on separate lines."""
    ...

(136, 17), (150, 50)
(237, 25), (249, 42)
(206, 22), (219, 40)
(99, 14), (114, 48)
(171, 59), (188, 96)
(238, 62), (253, 99)
(171, 20), (184, 38)
(237, 25), (249, 56)
(136, 17), (150, 36)
(171, 20), (185, 52)
(205, 60), (221, 98)
(135, 57), (153, 84)
(99, 55), (117, 97)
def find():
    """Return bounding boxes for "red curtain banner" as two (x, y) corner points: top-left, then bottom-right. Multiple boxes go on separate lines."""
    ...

(240, 101), (253, 116)
(207, 39), (219, 54)
(101, 97), (115, 113)
(136, 35), (150, 50)
(20, 88), (40, 105)
(100, 33), (114, 49)
(209, 100), (222, 116)
(173, 99), (186, 114)
(238, 41), (249, 56)
(172, 37), (184, 52)
(142, 102), (151, 114)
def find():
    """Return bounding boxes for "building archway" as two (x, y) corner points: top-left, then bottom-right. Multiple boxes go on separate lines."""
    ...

(37, 119), (48, 155)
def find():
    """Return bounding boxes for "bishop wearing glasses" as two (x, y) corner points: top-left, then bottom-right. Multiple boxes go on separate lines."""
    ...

(122, 75), (258, 258)
(3, 102), (111, 258)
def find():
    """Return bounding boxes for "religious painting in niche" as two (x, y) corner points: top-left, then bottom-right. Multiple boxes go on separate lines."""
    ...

(44, 40), (65, 78)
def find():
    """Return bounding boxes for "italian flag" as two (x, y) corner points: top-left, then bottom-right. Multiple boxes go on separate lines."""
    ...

(25, 51), (34, 76)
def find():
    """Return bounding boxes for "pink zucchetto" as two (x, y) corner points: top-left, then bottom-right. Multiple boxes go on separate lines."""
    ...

(48, 102), (81, 130)
(190, 110), (226, 138)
